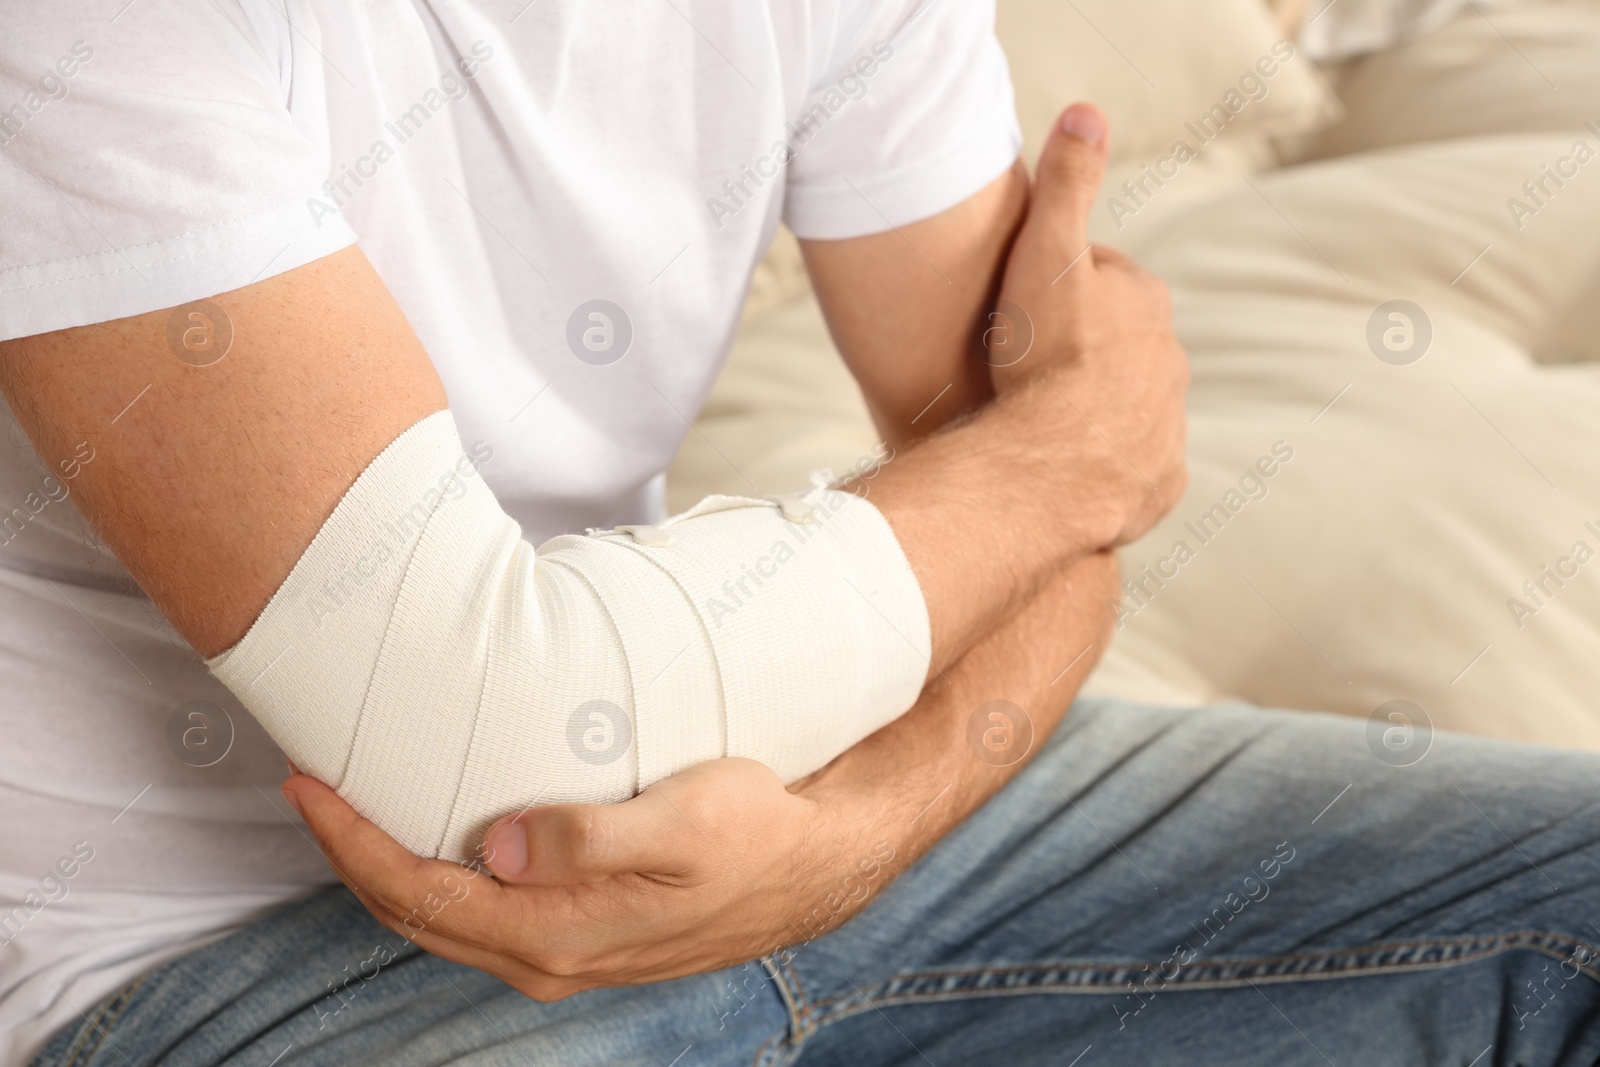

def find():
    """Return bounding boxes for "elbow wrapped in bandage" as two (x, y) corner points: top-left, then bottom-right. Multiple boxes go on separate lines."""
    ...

(209, 412), (930, 861)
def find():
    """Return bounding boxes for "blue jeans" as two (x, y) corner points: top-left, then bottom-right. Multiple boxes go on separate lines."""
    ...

(34, 699), (1600, 1066)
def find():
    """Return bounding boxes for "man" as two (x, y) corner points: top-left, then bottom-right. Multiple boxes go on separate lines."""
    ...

(2, 3), (1597, 1066)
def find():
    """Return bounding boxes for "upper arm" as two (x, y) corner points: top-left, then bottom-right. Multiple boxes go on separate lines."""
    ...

(0, 7), (444, 656)
(0, 247), (446, 656)
(778, 0), (1027, 445)
(799, 161), (1029, 448)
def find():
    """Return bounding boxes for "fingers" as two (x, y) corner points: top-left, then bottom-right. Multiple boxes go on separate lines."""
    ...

(483, 757), (794, 887)
(285, 774), (506, 941)
(1030, 103), (1110, 269)
(1087, 244), (1135, 271)
(484, 787), (692, 887)
(286, 777), (614, 997)
(284, 774), (415, 884)
(1097, 247), (1173, 313)
(336, 874), (584, 1000)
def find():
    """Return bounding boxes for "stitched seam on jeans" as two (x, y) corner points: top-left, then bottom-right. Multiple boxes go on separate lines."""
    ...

(51, 1014), (95, 1067)
(53, 995), (111, 1067)
(774, 953), (816, 1036)
(750, 955), (808, 1067)
(771, 953), (812, 1030)
(767, 955), (808, 1040)
(801, 929), (1600, 1027)
(55, 975), (148, 1067)
(751, 1033), (790, 1067)
(752, 1024), (804, 1067)
(81, 977), (147, 1066)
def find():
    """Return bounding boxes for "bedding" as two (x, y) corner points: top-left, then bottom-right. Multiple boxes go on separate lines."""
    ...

(1293, 0), (1512, 61)
(1295, 0), (1600, 165)
(669, 0), (1600, 749)
(1092, 129), (1600, 749)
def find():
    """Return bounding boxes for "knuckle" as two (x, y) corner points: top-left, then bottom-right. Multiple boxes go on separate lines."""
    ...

(1045, 141), (1094, 177)
(1143, 274), (1171, 308)
(366, 886), (414, 926)
(534, 947), (585, 979)
(1088, 243), (1121, 268)
(557, 809), (608, 870)
(518, 977), (571, 1002)
(672, 786), (722, 829)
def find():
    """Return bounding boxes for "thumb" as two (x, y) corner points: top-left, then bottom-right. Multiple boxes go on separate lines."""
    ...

(482, 791), (689, 887)
(1030, 103), (1110, 270)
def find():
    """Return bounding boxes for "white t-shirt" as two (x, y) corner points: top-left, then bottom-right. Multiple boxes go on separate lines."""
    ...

(0, 0), (1018, 1061)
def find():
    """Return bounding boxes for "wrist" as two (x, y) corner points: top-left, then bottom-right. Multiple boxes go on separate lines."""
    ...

(994, 373), (1137, 549)
(768, 781), (899, 950)
(987, 344), (1064, 398)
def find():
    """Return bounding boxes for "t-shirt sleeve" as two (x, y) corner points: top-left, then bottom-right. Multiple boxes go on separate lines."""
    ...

(781, 0), (1023, 240)
(0, 2), (356, 341)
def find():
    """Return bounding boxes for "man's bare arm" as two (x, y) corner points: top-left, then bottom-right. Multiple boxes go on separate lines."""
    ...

(0, 247), (445, 655)
(801, 158), (1028, 447)
(0, 109), (1178, 687)
(802, 104), (1187, 670)
(285, 545), (1121, 1000)
(277, 107), (1177, 995)
(768, 105), (1152, 913)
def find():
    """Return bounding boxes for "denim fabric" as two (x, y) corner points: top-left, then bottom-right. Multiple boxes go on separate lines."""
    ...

(35, 699), (1600, 1066)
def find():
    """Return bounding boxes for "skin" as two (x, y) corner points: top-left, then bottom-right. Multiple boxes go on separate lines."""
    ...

(0, 103), (1188, 997)
(290, 550), (1118, 998)
(285, 105), (1187, 999)
(0, 250), (445, 654)
(800, 156), (1028, 447)
(0, 114), (1180, 672)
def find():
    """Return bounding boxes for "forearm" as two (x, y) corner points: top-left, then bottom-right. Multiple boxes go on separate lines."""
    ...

(789, 546), (1118, 941)
(801, 160), (1027, 449)
(285, 106), (1181, 997)
(822, 109), (1185, 686)
(286, 519), (1122, 999)
(862, 373), (1119, 675)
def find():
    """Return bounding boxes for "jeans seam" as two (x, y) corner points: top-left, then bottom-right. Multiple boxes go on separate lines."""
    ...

(752, 955), (810, 1067)
(799, 928), (1600, 1030)
(775, 953), (822, 1041)
(50, 1013), (97, 1067)
(51, 975), (148, 1067)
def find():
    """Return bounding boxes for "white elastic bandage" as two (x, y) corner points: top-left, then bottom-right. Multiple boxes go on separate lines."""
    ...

(209, 411), (930, 861)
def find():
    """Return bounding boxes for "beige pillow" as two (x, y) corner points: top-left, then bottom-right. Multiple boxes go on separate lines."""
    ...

(1294, 0), (1599, 162)
(1083, 0), (1600, 747)
(745, 0), (1342, 317)
(687, 128), (1600, 751)
(998, 0), (1340, 166)
(1090, 127), (1600, 749)
(670, 0), (1600, 751)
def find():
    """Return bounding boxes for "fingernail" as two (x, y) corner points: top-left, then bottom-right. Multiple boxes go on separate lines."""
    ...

(1060, 106), (1106, 146)
(281, 784), (303, 817)
(485, 821), (528, 878)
